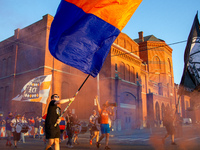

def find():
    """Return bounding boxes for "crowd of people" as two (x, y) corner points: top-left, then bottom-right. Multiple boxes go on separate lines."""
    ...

(0, 93), (185, 149)
(0, 112), (45, 148)
(0, 94), (115, 150)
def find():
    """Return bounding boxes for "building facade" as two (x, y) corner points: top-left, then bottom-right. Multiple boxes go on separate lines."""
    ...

(0, 14), (191, 130)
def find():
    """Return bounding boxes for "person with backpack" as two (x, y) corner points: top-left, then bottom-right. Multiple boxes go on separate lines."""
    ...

(95, 96), (114, 150)
(89, 110), (100, 145)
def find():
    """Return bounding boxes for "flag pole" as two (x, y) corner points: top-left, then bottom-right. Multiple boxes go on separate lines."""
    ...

(54, 74), (90, 126)
(97, 74), (100, 104)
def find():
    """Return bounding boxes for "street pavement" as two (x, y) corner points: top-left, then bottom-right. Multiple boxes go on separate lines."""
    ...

(0, 124), (200, 150)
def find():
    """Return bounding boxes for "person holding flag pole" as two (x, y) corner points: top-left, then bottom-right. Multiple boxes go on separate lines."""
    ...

(44, 94), (75, 150)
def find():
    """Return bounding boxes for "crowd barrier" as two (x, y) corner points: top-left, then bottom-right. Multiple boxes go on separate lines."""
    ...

(0, 126), (6, 137)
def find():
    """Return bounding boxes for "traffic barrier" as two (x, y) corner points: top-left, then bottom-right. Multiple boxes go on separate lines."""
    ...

(0, 126), (6, 137)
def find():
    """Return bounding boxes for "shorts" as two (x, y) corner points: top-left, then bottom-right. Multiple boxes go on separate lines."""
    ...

(45, 127), (60, 139)
(6, 130), (12, 137)
(100, 124), (110, 134)
(13, 131), (21, 141)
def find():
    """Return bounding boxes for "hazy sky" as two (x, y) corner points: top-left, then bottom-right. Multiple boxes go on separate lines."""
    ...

(0, 0), (199, 84)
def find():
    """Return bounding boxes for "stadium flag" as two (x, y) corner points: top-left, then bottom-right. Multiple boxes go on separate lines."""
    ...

(49, 0), (142, 77)
(179, 13), (200, 93)
(12, 74), (52, 104)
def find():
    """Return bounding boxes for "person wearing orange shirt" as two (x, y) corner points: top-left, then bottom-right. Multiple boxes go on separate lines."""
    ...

(28, 117), (35, 126)
(95, 96), (114, 150)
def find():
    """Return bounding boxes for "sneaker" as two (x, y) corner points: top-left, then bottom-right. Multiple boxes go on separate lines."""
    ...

(90, 140), (92, 145)
(74, 142), (79, 145)
(105, 146), (111, 150)
(67, 145), (73, 148)
(14, 146), (17, 149)
(96, 142), (101, 148)
(171, 142), (177, 145)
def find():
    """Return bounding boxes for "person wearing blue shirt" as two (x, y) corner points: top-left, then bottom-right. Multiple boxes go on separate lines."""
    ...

(5, 112), (13, 147)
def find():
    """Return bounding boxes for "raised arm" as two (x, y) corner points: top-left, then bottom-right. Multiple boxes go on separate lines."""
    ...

(55, 97), (75, 105)
(95, 96), (101, 112)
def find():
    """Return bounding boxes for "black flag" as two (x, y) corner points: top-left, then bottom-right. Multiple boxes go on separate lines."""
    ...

(179, 13), (200, 93)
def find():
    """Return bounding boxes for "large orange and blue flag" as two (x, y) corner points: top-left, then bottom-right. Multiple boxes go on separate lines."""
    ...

(49, 0), (142, 77)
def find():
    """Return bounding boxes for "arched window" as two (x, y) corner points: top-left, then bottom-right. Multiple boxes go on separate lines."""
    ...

(153, 56), (161, 70)
(161, 103), (165, 120)
(120, 62), (125, 80)
(115, 63), (118, 72)
(131, 67), (135, 83)
(125, 64), (130, 81)
(168, 58), (172, 73)
(155, 102), (160, 121)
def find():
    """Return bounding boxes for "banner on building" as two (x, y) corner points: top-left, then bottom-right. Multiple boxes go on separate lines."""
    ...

(49, 0), (142, 77)
(12, 74), (52, 104)
(179, 13), (200, 93)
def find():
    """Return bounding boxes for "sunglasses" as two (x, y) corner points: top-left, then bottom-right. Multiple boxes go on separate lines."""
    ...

(54, 95), (59, 98)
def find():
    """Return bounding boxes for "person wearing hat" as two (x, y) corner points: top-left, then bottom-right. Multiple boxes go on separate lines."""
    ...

(5, 112), (13, 147)
(11, 114), (22, 148)
(44, 94), (75, 150)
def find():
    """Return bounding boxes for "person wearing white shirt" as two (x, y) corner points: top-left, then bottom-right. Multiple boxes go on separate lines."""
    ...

(20, 115), (28, 143)
(10, 114), (22, 148)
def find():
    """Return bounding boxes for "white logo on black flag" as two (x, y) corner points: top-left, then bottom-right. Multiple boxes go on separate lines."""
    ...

(180, 13), (200, 92)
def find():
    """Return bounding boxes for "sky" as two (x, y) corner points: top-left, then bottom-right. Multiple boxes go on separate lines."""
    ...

(0, 0), (199, 84)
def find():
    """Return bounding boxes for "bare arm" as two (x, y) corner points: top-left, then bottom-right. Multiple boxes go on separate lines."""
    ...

(95, 96), (101, 112)
(55, 97), (75, 105)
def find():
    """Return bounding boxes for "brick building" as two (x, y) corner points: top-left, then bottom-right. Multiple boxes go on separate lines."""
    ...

(0, 14), (191, 130)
